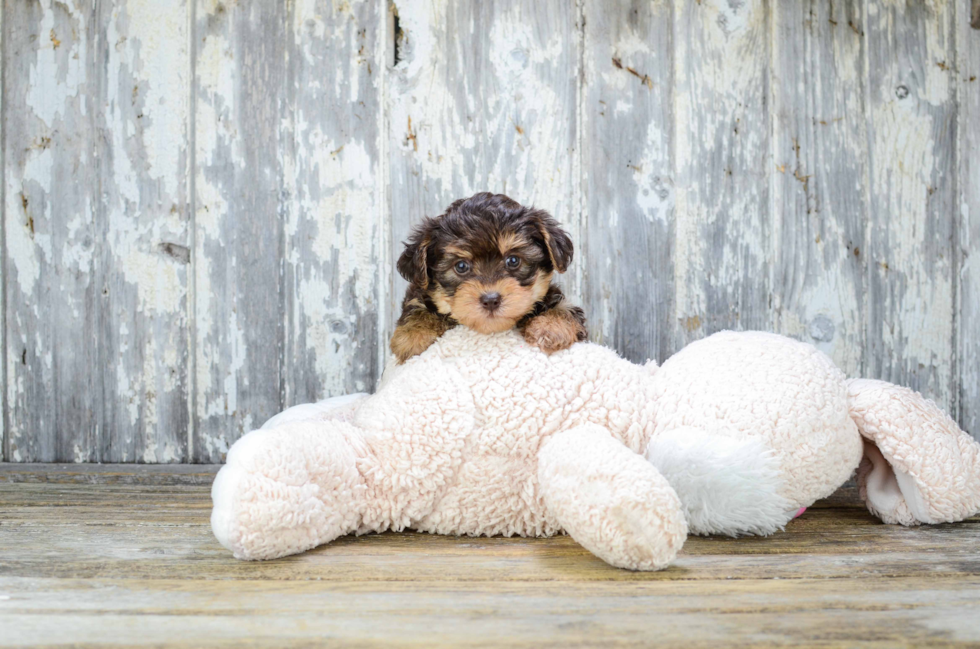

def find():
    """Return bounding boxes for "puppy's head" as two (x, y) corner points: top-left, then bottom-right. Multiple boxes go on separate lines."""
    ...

(397, 192), (573, 334)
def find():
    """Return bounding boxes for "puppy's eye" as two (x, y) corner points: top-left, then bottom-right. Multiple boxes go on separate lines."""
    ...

(454, 260), (471, 274)
(505, 255), (521, 269)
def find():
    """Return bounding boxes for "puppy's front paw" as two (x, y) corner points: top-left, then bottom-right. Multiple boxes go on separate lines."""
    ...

(522, 310), (587, 354)
(390, 326), (441, 364)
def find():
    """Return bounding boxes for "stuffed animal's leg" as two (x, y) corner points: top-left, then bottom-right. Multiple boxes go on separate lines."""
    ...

(847, 379), (980, 525)
(537, 424), (688, 571)
(211, 421), (369, 560)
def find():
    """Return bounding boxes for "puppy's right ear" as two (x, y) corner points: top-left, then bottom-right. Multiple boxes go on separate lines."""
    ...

(397, 218), (436, 289)
(529, 209), (573, 274)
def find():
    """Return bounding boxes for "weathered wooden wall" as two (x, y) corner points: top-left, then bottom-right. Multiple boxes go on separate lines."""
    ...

(2, 0), (978, 462)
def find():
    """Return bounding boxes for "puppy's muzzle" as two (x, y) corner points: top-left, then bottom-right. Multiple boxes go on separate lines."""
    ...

(479, 292), (502, 312)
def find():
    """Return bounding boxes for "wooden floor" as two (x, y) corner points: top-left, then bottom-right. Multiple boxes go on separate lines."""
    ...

(1, 465), (979, 648)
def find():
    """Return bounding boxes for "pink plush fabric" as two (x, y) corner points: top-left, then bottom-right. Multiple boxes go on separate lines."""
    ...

(211, 328), (980, 570)
(848, 379), (980, 525)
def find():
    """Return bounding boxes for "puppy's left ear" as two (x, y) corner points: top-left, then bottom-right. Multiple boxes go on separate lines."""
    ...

(530, 210), (573, 273)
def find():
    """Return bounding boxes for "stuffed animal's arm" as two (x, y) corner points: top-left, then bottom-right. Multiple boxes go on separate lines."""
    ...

(536, 424), (688, 571)
(211, 421), (371, 560)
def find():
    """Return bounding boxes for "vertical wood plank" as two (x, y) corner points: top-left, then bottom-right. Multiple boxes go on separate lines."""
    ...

(672, 0), (772, 346)
(770, 1), (868, 377)
(386, 0), (581, 344)
(193, 1), (287, 461)
(582, 0), (675, 364)
(957, 0), (980, 439)
(1, 0), (5, 462)
(99, 1), (191, 462)
(282, 0), (384, 405)
(4, 0), (190, 462)
(866, 0), (955, 408)
(4, 0), (99, 462)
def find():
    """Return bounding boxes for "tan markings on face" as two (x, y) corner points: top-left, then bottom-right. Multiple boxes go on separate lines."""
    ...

(530, 271), (553, 302)
(443, 245), (473, 260)
(449, 270), (553, 334)
(429, 285), (453, 315)
(496, 231), (531, 257)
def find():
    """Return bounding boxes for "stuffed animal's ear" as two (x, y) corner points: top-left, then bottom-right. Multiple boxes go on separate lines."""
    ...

(530, 210), (573, 273)
(397, 219), (436, 288)
(847, 378), (980, 525)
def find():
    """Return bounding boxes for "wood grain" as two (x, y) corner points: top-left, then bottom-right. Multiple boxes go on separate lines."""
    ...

(282, 0), (385, 406)
(2, 576), (979, 648)
(193, 0), (288, 461)
(582, 0), (676, 364)
(672, 0), (772, 346)
(3, 0), (190, 462)
(0, 471), (978, 647)
(386, 0), (582, 341)
(0, 462), (218, 485)
(958, 0), (980, 438)
(770, 0), (868, 378)
(865, 0), (956, 409)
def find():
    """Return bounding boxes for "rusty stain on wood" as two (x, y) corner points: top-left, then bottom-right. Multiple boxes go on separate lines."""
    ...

(611, 56), (654, 89)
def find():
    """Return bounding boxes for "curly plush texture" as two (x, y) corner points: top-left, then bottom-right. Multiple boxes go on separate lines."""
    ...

(212, 328), (980, 570)
(847, 379), (980, 525)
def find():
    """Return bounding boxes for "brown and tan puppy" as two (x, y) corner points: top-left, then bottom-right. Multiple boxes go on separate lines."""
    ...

(391, 192), (587, 363)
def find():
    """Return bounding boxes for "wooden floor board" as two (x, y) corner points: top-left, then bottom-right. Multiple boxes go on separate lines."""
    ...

(0, 465), (978, 647)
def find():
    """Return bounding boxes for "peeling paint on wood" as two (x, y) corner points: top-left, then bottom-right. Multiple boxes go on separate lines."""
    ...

(4, 0), (190, 462)
(770, 0), (868, 379)
(866, 0), (955, 408)
(1, 0), (4, 462)
(3, 0), (978, 460)
(193, 0), (288, 462)
(282, 0), (384, 409)
(583, 0), (675, 364)
(957, 0), (980, 437)
(672, 0), (772, 346)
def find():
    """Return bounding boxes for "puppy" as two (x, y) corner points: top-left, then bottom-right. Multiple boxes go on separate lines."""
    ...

(390, 192), (587, 363)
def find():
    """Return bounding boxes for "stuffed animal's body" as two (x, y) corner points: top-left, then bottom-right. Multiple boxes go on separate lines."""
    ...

(211, 329), (980, 570)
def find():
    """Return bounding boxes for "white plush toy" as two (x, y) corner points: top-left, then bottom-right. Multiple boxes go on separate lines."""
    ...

(210, 328), (980, 570)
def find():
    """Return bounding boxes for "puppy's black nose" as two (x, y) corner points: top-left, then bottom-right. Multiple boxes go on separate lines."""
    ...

(480, 292), (502, 311)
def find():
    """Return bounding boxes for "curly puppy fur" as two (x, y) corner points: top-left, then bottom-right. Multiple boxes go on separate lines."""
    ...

(391, 193), (587, 363)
